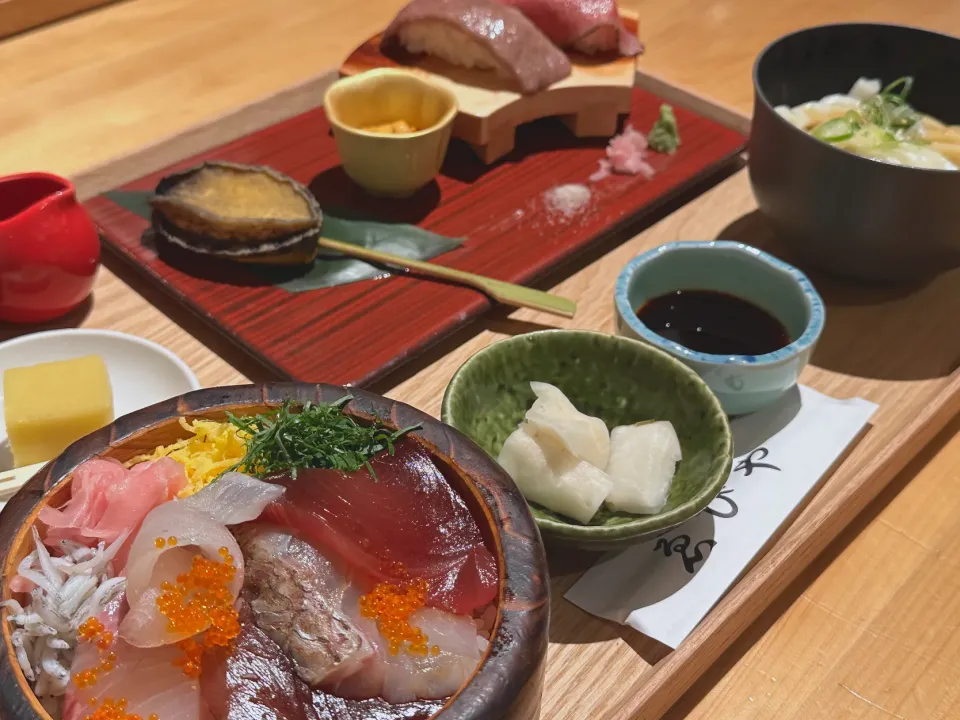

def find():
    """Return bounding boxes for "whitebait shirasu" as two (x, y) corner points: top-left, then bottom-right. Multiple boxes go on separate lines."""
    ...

(1, 528), (128, 709)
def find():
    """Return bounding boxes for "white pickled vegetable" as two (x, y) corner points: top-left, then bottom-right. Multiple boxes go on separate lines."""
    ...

(604, 421), (682, 514)
(498, 428), (612, 524)
(523, 382), (610, 469)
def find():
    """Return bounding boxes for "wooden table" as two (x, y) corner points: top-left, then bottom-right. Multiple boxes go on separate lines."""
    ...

(1, 1), (959, 718)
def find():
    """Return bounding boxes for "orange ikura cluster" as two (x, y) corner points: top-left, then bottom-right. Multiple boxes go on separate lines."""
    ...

(359, 578), (440, 657)
(73, 618), (117, 689)
(82, 697), (159, 720)
(155, 542), (241, 677)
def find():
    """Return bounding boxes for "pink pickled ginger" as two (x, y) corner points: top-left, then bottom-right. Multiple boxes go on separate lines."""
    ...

(590, 124), (655, 181)
(37, 457), (186, 569)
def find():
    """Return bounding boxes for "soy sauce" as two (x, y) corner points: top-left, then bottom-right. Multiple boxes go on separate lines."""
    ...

(636, 290), (791, 356)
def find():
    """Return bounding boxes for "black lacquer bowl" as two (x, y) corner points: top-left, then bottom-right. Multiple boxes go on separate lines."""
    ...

(749, 23), (960, 282)
(0, 384), (549, 720)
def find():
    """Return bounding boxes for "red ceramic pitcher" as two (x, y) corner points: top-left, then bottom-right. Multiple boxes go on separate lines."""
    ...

(0, 173), (100, 323)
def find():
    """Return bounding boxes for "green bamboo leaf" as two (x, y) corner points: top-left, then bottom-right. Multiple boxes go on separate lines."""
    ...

(267, 216), (464, 293)
(103, 190), (465, 293)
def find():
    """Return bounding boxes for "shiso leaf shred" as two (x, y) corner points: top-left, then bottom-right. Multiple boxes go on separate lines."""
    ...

(223, 397), (419, 481)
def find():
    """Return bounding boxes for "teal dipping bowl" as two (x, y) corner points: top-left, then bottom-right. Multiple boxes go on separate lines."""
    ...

(615, 242), (825, 416)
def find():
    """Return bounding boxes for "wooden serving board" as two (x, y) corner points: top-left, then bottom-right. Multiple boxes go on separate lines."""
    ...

(85, 85), (745, 388)
(15, 68), (958, 714)
(341, 18), (639, 163)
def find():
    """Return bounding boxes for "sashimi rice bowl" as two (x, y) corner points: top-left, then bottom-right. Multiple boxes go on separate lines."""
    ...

(0, 384), (548, 720)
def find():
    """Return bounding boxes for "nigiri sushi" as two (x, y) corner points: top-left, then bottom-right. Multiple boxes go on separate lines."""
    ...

(498, 427), (612, 523)
(523, 381), (610, 469)
(604, 421), (682, 514)
(382, 0), (571, 94)
(500, 0), (642, 56)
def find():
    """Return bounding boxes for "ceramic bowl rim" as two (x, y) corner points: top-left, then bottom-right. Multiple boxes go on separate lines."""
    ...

(614, 241), (825, 366)
(323, 68), (459, 140)
(752, 21), (960, 178)
(441, 329), (734, 542)
(0, 328), (201, 390)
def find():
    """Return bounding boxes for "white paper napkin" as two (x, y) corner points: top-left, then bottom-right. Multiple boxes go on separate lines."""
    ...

(564, 384), (878, 649)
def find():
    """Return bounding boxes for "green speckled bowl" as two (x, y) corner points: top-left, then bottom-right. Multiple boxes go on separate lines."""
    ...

(441, 330), (733, 548)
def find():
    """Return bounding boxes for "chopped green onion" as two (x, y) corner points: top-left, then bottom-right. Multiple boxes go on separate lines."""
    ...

(882, 76), (914, 100)
(813, 117), (855, 142)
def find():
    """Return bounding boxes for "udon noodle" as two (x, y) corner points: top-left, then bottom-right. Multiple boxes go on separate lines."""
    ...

(775, 77), (960, 170)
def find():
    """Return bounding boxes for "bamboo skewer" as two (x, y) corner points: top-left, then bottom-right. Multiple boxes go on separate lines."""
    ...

(317, 237), (577, 319)
(0, 463), (45, 501)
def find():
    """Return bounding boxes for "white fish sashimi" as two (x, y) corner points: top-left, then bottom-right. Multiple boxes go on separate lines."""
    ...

(118, 473), (279, 647)
(498, 428), (612, 523)
(119, 505), (243, 648)
(182, 472), (285, 524)
(523, 382), (610, 469)
(604, 421), (682, 514)
(64, 594), (211, 720)
(331, 588), (486, 704)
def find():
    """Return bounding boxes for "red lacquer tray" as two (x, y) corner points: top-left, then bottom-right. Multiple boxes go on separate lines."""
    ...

(86, 88), (745, 386)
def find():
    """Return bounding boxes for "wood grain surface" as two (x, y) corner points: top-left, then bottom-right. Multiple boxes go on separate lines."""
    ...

(2, 0), (959, 717)
(86, 88), (744, 388)
(632, 0), (960, 127)
(0, 0), (119, 40)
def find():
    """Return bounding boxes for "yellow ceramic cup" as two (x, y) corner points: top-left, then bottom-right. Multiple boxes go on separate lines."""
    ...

(324, 69), (459, 198)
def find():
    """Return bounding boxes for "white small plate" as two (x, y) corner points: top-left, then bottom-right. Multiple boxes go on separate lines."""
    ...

(0, 329), (201, 472)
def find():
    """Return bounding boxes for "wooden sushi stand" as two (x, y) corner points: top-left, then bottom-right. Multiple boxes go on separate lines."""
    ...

(2, 0), (960, 718)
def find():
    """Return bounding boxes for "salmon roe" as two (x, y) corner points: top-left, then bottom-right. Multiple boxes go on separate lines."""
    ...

(73, 620), (118, 689)
(82, 697), (158, 720)
(359, 579), (439, 657)
(155, 546), (241, 677)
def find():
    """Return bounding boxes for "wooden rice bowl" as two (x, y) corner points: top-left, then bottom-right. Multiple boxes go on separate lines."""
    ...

(0, 383), (549, 720)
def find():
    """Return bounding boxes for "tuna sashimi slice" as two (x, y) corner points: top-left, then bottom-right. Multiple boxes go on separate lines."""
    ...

(200, 596), (320, 720)
(500, 0), (642, 56)
(262, 441), (498, 615)
(64, 592), (212, 720)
